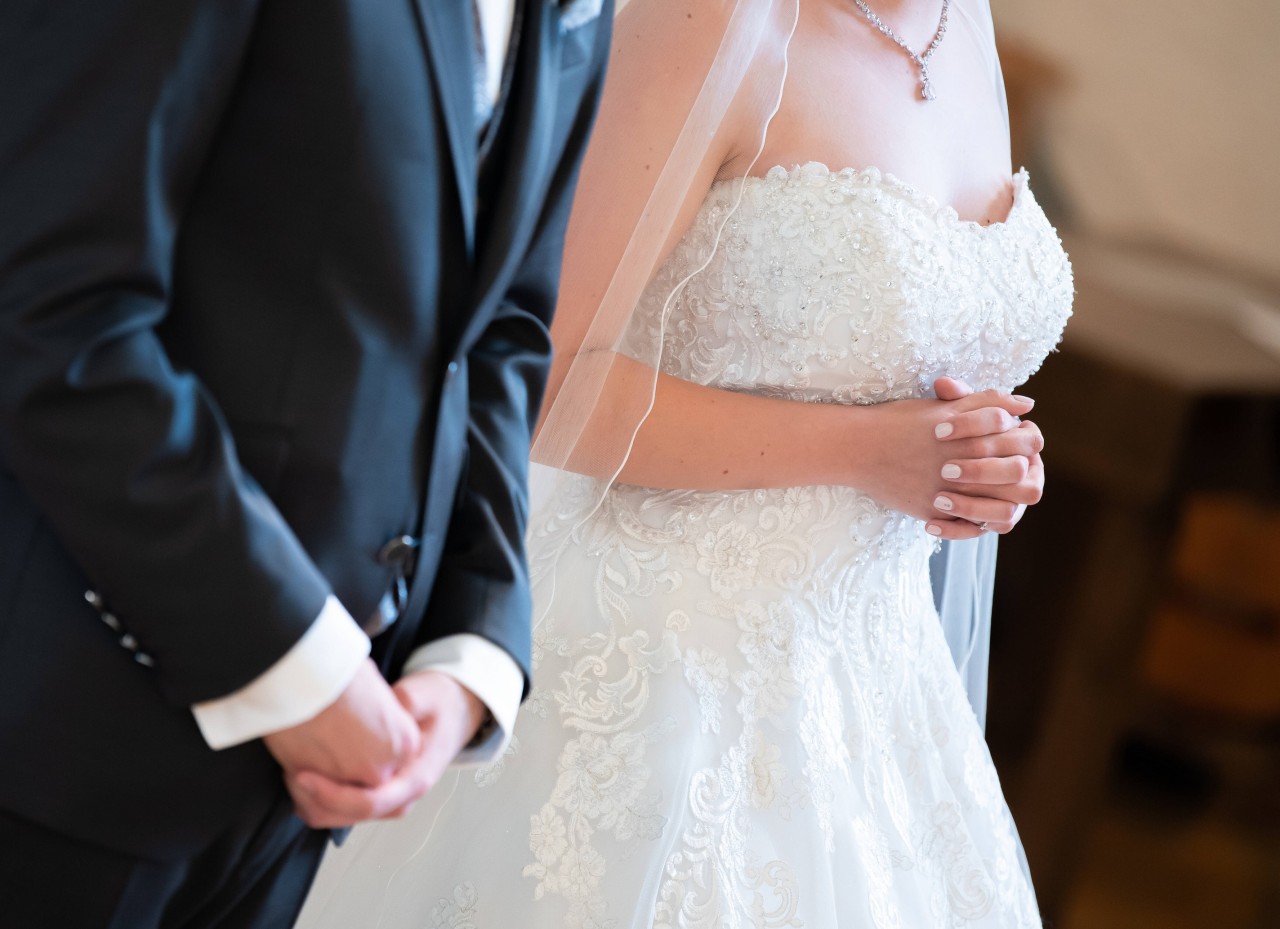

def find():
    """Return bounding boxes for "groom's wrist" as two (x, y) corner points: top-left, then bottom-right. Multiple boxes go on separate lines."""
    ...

(401, 633), (522, 764)
(190, 597), (371, 750)
(466, 710), (499, 750)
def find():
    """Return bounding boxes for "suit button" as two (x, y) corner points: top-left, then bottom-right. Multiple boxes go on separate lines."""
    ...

(100, 612), (122, 632)
(134, 652), (155, 668)
(119, 634), (138, 651)
(376, 534), (420, 566)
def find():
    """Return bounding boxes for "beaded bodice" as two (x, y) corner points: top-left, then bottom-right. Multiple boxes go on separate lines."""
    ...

(632, 162), (1073, 402)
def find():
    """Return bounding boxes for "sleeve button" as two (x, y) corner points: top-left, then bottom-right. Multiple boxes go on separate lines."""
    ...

(376, 534), (420, 566)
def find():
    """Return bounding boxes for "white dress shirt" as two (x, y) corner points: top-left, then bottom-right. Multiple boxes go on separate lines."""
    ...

(476, 0), (516, 109)
(193, 0), (523, 762)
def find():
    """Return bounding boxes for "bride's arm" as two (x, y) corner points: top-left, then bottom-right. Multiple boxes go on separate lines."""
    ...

(542, 0), (1040, 537)
(601, 359), (1041, 536)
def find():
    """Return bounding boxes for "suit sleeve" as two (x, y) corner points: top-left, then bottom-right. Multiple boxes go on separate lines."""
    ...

(0, 0), (337, 705)
(417, 14), (614, 693)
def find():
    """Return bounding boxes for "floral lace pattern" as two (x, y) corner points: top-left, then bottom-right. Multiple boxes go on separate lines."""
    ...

(299, 167), (1070, 929)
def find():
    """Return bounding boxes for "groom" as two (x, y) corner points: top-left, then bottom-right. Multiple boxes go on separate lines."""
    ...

(0, 0), (610, 924)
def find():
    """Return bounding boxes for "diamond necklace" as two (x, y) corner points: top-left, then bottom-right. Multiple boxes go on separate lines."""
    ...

(852, 0), (950, 101)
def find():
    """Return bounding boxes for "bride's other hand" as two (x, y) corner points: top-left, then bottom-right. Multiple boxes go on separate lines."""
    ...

(927, 450), (1043, 538)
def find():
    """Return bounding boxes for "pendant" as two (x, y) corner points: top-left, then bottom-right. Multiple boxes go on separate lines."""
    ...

(919, 64), (936, 101)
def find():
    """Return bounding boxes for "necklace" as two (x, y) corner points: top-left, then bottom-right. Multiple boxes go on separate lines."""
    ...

(852, 0), (950, 101)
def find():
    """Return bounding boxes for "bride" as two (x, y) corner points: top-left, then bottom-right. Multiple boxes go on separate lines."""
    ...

(298, 0), (1071, 925)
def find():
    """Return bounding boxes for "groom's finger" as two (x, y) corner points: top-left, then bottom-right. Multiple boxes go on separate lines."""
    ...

(289, 764), (432, 828)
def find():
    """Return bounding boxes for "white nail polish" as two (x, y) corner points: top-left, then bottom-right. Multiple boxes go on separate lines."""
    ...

(926, 524), (943, 536)
(934, 495), (954, 511)
(934, 422), (953, 439)
(941, 464), (962, 480)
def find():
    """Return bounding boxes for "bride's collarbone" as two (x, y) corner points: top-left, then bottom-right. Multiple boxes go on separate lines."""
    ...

(715, 27), (1015, 222)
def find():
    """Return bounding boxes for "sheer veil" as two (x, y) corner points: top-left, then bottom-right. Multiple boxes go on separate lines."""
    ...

(929, 0), (1009, 729)
(532, 0), (1012, 723)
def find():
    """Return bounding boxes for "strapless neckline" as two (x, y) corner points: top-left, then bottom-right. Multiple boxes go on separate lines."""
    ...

(714, 161), (1030, 233)
(635, 156), (1072, 408)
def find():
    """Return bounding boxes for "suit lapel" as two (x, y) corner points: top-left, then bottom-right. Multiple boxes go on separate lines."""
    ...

(412, 0), (477, 258)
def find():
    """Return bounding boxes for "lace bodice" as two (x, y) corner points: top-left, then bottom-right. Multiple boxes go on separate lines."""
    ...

(631, 163), (1073, 404)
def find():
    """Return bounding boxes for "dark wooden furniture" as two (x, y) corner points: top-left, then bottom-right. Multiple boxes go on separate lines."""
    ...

(995, 236), (1280, 917)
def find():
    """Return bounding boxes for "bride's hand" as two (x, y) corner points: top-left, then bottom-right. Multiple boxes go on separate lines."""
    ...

(927, 376), (1045, 539)
(852, 390), (1033, 516)
(930, 446), (1044, 539)
(846, 381), (1041, 539)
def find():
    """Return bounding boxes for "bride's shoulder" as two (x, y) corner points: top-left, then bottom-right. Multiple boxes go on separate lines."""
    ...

(608, 0), (788, 146)
(615, 0), (741, 31)
(612, 0), (790, 76)
(612, 0), (740, 72)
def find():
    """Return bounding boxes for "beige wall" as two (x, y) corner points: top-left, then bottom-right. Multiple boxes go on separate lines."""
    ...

(992, 0), (1280, 277)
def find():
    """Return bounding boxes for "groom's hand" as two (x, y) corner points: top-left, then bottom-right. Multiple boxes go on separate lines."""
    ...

(284, 671), (487, 828)
(264, 658), (420, 798)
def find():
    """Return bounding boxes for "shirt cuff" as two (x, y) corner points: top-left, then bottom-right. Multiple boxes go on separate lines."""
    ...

(401, 634), (522, 766)
(191, 596), (371, 750)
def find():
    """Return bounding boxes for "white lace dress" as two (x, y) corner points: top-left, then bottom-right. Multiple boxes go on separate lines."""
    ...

(297, 164), (1074, 929)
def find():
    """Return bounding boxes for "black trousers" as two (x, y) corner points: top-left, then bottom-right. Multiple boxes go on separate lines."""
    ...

(0, 797), (329, 929)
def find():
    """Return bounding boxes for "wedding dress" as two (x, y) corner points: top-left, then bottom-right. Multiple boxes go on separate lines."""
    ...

(296, 162), (1073, 929)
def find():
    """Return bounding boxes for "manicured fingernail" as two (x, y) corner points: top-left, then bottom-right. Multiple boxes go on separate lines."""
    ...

(941, 463), (962, 480)
(934, 495), (954, 512)
(1012, 395), (1035, 406)
(926, 523), (943, 536)
(934, 422), (954, 439)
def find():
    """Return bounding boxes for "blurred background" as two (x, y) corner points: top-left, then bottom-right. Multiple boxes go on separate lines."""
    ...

(985, 2), (1280, 927)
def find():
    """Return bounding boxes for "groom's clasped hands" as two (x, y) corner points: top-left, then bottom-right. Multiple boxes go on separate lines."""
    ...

(264, 662), (487, 828)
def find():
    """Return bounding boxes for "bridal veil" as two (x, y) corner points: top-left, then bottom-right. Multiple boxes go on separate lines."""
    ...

(533, 0), (1011, 722)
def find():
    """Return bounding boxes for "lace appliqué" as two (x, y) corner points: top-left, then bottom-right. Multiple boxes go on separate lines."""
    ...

(401, 167), (1067, 929)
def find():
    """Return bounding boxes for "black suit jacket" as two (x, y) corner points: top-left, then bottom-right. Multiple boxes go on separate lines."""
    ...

(0, 0), (610, 859)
